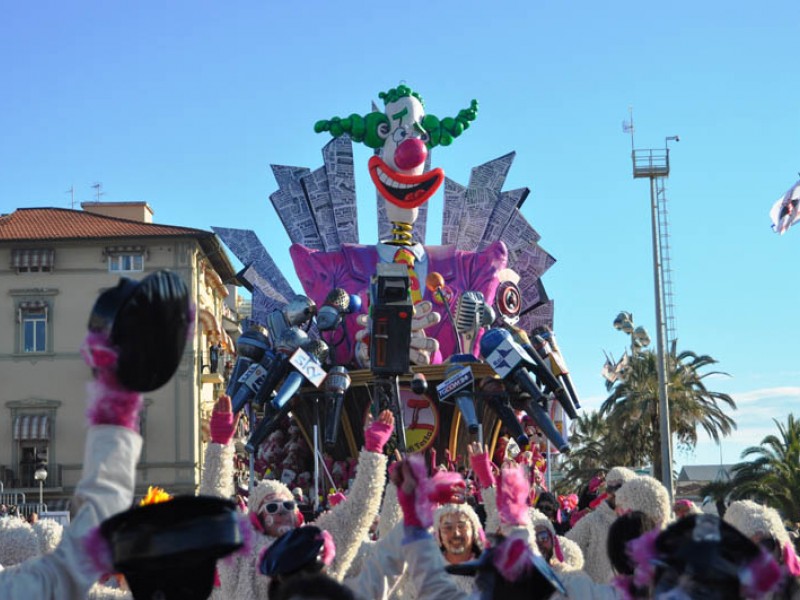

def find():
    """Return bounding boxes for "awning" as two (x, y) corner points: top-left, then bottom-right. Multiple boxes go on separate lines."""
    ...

(198, 308), (222, 344)
(14, 415), (50, 440)
(11, 249), (54, 269)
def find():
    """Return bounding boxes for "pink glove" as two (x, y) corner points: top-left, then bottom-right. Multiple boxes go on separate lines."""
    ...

(82, 331), (142, 431)
(392, 461), (425, 528)
(210, 409), (236, 445)
(328, 491), (346, 507)
(394, 456), (466, 528)
(497, 465), (530, 527)
(364, 420), (393, 453)
(470, 450), (496, 489)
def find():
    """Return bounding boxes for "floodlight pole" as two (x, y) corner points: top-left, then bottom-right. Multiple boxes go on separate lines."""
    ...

(631, 138), (676, 501)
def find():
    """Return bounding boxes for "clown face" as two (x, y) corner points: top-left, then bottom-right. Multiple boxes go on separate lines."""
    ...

(369, 94), (444, 224)
(438, 512), (474, 562)
(257, 490), (299, 538)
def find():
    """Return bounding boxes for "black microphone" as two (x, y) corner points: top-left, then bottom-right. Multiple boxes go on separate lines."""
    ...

(316, 288), (362, 332)
(478, 378), (529, 448)
(230, 349), (277, 413)
(246, 339), (329, 454)
(411, 372), (428, 395)
(249, 327), (308, 409)
(508, 326), (578, 420)
(324, 366), (351, 448)
(533, 326), (581, 410)
(438, 363), (479, 434)
(225, 330), (270, 399)
(480, 328), (569, 453)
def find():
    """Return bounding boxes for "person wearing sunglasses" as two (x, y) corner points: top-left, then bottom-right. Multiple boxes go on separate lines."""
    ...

(200, 398), (394, 600)
(566, 466), (637, 584)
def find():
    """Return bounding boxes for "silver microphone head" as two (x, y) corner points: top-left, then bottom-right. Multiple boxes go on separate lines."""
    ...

(283, 295), (317, 327)
(326, 365), (351, 395)
(276, 327), (308, 354)
(302, 338), (330, 364)
(455, 291), (485, 334)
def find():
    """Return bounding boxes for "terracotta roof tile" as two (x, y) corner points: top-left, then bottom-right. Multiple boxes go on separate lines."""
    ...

(0, 207), (210, 241)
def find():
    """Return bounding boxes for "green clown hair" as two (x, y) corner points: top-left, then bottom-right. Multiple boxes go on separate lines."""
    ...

(314, 87), (479, 150)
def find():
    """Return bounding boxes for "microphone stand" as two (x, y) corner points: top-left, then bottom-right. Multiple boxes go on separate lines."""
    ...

(248, 402), (256, 494)
(313, 396), (320, 514)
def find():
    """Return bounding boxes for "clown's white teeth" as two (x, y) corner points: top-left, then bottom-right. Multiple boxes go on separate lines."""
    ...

(378, 167), (413, 189)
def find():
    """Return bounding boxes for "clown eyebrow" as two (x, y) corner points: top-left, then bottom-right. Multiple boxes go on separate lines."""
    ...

(391, 107), (409, 122)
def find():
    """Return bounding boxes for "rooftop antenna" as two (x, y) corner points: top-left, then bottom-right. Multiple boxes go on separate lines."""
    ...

(91, 182), (104, 203)
(622, 106), (635, 153)
(66, 186), (75, 209)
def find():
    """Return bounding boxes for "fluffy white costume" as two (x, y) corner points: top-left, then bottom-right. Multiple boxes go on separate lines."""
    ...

(201, 441), (387, 600)
(615, 475), (671, 529)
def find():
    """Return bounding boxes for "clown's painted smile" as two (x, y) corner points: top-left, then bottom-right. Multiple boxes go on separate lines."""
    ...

(369, 155), (444, 209)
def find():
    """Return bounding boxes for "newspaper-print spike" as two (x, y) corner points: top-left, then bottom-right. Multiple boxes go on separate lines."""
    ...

(211, 227), (294, 303)
(300, 166), (340, 252)
(237, 264), (291, 320)
(454, 188), (498, 252)
(321, 136), (359, 244)
(467, 151), (516, 193)
(270, 164), (322, 250)
(479, 187), (529, 252)
(498, 209), (541, 249)
(441, 177), (467, 245)
(250, 289), (275, 329)
(510, 243), (556, 282)
(517, 300), (554, 334)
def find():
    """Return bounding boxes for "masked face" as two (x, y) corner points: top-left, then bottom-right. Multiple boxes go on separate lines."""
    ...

(535, 527), (554, 562)
(438, 513), (474, 561)
(257, 491), (299, 538)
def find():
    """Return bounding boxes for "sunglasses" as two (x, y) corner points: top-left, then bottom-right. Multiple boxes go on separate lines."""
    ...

(535, 530), (552, 543)
(262, 500), (296, 514)
(606, 483), (623, 493)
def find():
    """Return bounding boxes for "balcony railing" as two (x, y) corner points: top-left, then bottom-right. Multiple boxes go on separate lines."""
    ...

(1, 463), (63, 490)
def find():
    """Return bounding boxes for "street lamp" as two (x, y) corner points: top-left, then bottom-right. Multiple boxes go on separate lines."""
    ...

(613, 311), (651, 355)
(34, 466), (47, 509)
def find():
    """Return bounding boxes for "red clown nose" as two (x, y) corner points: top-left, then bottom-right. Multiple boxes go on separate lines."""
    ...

(394, 138), (427, 170)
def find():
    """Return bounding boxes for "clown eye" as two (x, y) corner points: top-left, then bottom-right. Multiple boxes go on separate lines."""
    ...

(392, 127), (408, 143)
(377, 122), (390, 138)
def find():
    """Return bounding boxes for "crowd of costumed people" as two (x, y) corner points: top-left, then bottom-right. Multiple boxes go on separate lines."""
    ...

(2, 85), (799, 599)
(0, 269), (798, 600)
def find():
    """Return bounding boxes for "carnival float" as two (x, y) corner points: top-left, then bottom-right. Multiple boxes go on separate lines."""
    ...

(213, 85), (581, 507)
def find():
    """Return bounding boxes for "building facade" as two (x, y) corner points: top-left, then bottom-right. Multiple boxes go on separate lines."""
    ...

(0, 202), (238, 511)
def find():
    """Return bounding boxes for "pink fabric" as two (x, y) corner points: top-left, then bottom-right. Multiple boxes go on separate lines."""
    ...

(553, 535), (564, 563)
(290, 241), (508, 365)
(783, 540), (800, 577)
(559, 494), (578, 512)
(210, 410), (236, 445)
(363, 420), (393, 453)
(493, 536), (531, 582)
(470, 450), (496, 489)
(82, 331), (142, 431)
(740, 549), (782, 597)
(628, 528), (660, 588)
(497, 466), (530, 527)
(83, 526), (114, 575)
(318, 530), (336, 566)
(328, 491), (346, 507)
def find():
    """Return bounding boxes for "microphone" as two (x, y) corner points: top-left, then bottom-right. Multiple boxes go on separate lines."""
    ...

(438, 364), (479, 434)
(230, 350), (276, 414)
(478, 378), (529, 448)
(508, 326), (578, 420)
(411, 372), (428, 395)
(246, 339), (329, 454)
(425, 271), (462, 354)
(225, 330), (270, 399)
(317, 288), (362, 332)
(324, 366), (351, 448)
(249, 327), (308, 409)
(480, 328), (569, 453)
(266, 295), (317, 342)
(533, 326), (581, 410)
(455, 291), (484, 356)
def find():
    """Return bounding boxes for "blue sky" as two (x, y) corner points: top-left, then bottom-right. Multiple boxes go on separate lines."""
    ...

(2, 1), (798, 469)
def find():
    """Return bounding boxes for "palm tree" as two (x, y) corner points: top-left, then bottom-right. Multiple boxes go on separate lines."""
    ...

(600, 342), (737, 482)
(729, 413), (800, 523)
(556, 410), (613, 493)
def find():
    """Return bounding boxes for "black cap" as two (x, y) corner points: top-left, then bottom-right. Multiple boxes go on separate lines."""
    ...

(88, 269), (191, 391)
(260, 525), (328, 578)
(100, 495), (242, 600)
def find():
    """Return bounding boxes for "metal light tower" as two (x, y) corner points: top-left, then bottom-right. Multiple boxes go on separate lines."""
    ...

(628, 111), (678, 500)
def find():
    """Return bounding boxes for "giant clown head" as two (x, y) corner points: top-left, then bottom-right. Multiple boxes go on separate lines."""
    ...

(315, 85), (479, 234)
